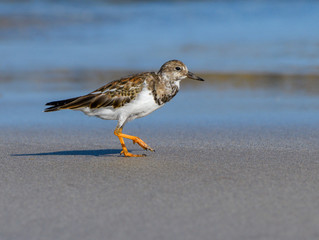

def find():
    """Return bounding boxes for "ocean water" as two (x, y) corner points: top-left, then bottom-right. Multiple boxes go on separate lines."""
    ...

(1, 0), (319, 129)
(1, 0), (319, 73)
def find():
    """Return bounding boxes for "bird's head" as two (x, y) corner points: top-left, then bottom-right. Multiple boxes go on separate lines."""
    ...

(158, 60), (205, 82)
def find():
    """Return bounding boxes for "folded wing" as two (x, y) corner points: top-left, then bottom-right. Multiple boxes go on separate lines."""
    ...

(44, 75), (145, 112)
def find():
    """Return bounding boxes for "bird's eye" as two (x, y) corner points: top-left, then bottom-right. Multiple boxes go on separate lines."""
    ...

(175, 67), (181, 71)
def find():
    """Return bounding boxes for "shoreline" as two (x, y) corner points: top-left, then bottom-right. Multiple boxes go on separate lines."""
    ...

(2, 69), (319, 96)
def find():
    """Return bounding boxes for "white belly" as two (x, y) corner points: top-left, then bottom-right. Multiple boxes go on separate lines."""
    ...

(80, 88), (162, 126)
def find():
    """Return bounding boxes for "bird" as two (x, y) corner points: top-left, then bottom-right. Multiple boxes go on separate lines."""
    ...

(44, 60), (204, 157)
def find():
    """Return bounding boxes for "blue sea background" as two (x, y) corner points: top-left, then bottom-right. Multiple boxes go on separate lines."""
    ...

(1, 0), (319, 73)
(1, 0), (319, 128)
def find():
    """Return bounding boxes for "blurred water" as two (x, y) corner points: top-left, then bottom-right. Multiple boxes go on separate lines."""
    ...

(2, 75), (319, 130)
(1, 0), (319, 73)
(1, 0), (319, 129)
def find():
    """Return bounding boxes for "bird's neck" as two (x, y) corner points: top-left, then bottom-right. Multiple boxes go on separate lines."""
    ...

(150, 74), (180, 106)
(158, 72), (181, 89)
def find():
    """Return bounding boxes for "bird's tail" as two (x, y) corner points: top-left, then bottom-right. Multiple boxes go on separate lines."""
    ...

(44, 94), (99, 112)
(44, 97), (78, 112)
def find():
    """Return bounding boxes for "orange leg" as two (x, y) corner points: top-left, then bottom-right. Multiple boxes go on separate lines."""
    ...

(114, 128), (154, 157)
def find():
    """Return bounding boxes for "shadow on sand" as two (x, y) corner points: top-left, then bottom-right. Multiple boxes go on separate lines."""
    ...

(12, 149), (123, 157)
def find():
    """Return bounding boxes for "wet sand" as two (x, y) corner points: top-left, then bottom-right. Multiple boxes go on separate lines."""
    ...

(1, 121), (319, 240)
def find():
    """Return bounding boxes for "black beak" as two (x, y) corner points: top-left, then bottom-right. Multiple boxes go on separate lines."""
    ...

(187, 72), (205, 81)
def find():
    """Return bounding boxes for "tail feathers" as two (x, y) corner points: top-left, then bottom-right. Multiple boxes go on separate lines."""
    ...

(44, 97), (78, 112)
(44, 95), (98, 112)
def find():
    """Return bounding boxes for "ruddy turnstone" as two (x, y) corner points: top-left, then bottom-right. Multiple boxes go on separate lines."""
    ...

(45, 60), (204, 157)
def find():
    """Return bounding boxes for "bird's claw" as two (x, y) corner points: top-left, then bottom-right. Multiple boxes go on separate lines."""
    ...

(120, 150), (146, 157)
(132, 138), (155, 152)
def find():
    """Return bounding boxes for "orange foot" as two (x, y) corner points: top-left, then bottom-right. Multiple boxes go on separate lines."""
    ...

(132, 137), (155, 152)
(114, 127), (155, 157)
(120, 150), (146, 157)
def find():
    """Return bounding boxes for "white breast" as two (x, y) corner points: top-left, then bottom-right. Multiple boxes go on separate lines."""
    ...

(120, 87), (162, 121)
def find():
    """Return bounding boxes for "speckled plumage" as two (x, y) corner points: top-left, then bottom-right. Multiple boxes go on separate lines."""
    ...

(45, 60), (204, 157)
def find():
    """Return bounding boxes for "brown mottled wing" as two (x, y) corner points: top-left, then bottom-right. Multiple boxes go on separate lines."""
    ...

(44, 74), (146, 112)
(88, 74), (146, 108)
